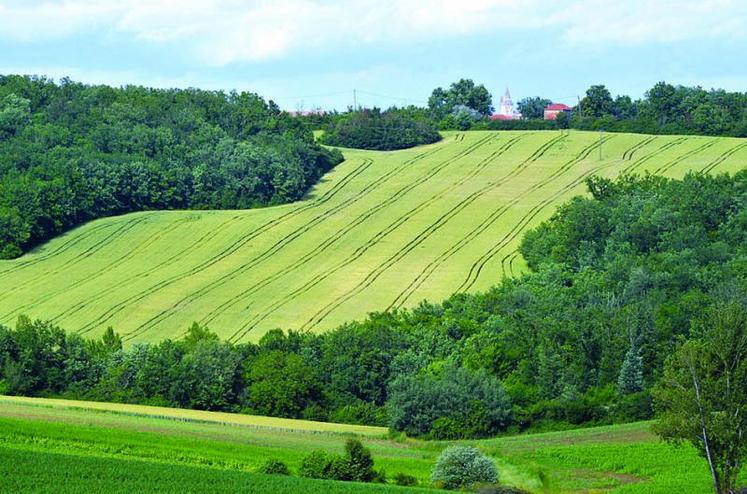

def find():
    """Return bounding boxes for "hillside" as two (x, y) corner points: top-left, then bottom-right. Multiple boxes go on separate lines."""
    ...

(1, 130), (745, 343)
(0, 395), (737, 493)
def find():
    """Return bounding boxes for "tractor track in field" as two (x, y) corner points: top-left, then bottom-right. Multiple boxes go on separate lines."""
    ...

(223, 133), (550, 341)
(69, 155), (377, 326)
(651, 138), (718, 175)
(76, 154), (382, 334)
(294, 133), (604, 333)
(50, 213), (247, 324)
(618, 137), (687, 176)
(386, 134), (660, 309)
(475, 138), (747, 289)
(4, 215), (198, 321)
(500, 249), (520, 278)
(199, 133), (521, 329)
(390, 135), (615, 308)
(123, 135), (495, 340)
(700, 141), (747, 174)
(1, 215), (150, 303)
(457, 135), (691, 293)
(0, 222), (115, 277)
(622, 136), (657, 161)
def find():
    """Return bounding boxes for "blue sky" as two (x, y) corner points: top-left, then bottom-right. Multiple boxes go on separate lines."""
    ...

(1, 0), (746, 110)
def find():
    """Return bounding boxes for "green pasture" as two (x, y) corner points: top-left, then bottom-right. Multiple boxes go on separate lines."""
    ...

(0, 130), (745, 343)
(0, 396), (736, 493)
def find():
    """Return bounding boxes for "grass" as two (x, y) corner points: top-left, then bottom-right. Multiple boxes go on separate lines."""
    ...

(0, 130), (745, 343)
(0, 396), (742, 493)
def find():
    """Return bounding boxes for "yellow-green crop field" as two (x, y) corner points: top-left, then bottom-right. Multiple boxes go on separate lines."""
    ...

(1, 131), (745, 343)
(0, 396), (742, 493)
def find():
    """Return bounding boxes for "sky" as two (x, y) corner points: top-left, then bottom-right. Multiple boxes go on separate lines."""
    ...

(1, 0), (746, 111)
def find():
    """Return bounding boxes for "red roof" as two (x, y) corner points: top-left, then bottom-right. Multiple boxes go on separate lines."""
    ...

(490, 114), (517, 121)
(545, 103), (571, 111)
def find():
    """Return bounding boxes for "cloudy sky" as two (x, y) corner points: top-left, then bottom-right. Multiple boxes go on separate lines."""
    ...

(1, 0), (746, 110)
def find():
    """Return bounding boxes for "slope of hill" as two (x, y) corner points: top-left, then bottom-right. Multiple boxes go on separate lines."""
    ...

(0, 130), (745, 343)
(0, 395), (735, 493)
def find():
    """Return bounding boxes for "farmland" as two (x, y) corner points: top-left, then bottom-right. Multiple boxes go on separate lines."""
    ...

(0, 130), (745, 343)
(0, 395), (741, 493)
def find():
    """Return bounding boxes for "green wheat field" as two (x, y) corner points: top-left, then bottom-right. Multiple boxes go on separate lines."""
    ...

(1, 130), (745, 343)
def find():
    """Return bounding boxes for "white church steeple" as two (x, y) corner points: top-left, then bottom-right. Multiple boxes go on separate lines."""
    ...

(498, 87), (518, 117)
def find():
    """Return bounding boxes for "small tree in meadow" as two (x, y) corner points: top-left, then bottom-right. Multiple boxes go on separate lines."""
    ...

(431, 446), (498, 490)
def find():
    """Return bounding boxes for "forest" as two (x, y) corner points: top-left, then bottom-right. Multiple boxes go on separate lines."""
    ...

(2, 170), (744, 439)
(0, 75), (342, 259)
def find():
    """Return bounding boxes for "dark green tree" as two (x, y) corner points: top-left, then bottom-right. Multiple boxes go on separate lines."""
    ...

(517, 97), (552, 119)
(578, 85), (614, 118)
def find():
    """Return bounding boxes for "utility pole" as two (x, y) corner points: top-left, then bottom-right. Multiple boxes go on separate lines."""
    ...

(353, 89), (357, 111)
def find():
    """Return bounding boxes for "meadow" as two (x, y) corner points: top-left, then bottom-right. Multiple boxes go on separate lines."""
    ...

(0, 130), (745, 343)
(0, 395), (738, 493)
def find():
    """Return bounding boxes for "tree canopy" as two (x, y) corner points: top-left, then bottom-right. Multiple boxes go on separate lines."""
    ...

(0, 75), (343, 258)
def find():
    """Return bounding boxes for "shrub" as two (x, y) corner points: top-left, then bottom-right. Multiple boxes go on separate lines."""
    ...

(300, 450), (333, 479)
(394, 472), (418, 486)
(344, 438), (376, 482)
(431, 446), (498, 490)
(258, 458), (290, 475)
(299, 439), (380, 483)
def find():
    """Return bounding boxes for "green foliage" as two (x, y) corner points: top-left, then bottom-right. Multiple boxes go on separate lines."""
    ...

(516, 97), (552, 120)
(300, 440), (379, 483)
(243, 350), (323, 418)
(300, 450), (335, 479)
(617, 345), (644, 395)
(387, 364), (511, 439)
(653, 303), (747, 494)
(259, 458), (291, 476)
(430, 446), (498, 490)
(578, 85), (615, 118)
(428, 79), (493, 119)
(321, 108), (440, 150)
(0, 75), (343, 258)
(393, 472), (418, 486)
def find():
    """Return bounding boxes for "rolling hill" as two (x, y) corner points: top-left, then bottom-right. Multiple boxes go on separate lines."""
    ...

(0, 130), (745, 343)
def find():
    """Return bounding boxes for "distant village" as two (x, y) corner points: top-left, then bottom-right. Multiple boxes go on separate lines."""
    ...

(288, 86), (572, 121)
(490, 87), (570, 121)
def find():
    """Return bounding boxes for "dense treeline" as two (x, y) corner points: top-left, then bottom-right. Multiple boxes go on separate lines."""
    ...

(302, 80), (747, 137)
(2, 171), (744, 438)
(0, 75), (343, 258)
(565, 82), (747, 136)
(320, 107), (440, 150)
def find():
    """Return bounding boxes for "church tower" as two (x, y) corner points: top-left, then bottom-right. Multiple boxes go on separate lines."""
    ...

(499, 87), (515, 117)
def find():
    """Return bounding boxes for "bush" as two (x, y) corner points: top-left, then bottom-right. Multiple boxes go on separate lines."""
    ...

(344, 438), (376, 482)
(258, 458), (290, 475)
(393, 472), (418, 486)
(431, 446), (498, 490)
(299, 439), (379, 483)
(300, 450), (333, 479)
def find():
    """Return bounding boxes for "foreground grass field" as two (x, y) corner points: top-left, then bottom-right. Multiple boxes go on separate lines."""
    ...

(0, 396), (742, 493)
(0, 130), (745, 343)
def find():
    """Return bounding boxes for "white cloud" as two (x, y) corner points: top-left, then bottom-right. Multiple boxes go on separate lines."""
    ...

(0, 0), (745, 64)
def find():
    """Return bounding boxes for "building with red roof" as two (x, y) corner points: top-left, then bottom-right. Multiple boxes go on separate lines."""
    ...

(544, 103), (572, 121)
